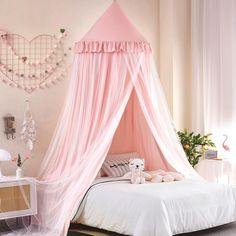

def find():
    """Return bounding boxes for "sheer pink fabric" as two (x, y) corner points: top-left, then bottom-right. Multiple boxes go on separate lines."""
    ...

(3, 2), (198, 236)
(109, 90), (172, 171)
(4, 56), (198, 236)
(32, 52), (197, 236)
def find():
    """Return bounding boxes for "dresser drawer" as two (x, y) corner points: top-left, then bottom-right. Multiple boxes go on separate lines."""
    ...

(0, 178), (37, 220)
(0, 185), (30, 212)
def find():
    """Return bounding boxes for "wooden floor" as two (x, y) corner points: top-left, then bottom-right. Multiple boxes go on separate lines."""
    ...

(178, 222), (236, 236)
(68, 223), (126, 236)
(68, 222), (236, 236)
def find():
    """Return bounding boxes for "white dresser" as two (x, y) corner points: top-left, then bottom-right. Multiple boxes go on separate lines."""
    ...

(0, 177), (37, 220)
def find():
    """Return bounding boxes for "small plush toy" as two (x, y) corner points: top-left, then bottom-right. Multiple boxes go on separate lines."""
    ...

(150, 169), (184, 183)
(123, 159), (152, 184)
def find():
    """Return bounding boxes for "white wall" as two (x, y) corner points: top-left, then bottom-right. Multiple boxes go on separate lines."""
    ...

(159, 0), (191, 131)
(0, 0), (159, 177)
(173, 0), (191, 131)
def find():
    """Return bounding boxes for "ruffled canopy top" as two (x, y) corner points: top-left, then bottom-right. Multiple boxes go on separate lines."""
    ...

(75, 1), (151, 53)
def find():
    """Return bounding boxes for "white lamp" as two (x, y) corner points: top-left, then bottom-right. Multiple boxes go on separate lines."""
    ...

(0, 149), (11, 178)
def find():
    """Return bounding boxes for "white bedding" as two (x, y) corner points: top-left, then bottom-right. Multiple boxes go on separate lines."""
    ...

(73, 178), (236, 236)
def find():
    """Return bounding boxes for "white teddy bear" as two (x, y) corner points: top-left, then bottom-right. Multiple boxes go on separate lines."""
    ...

(123, 159), (152, 184)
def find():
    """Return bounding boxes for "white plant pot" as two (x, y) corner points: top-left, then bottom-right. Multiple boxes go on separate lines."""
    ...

(16, 167), (23, 178)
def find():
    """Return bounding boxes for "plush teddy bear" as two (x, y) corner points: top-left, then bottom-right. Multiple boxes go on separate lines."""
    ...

(123, 159), (152, 184)
(150, 169), (184, 183)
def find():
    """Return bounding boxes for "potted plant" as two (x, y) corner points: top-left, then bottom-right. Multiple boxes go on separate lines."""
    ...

(177, 129), (215, 167)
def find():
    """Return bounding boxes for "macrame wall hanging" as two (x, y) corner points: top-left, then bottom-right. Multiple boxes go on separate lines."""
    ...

(0, 29), (70, 93)
(20, 100), (36, 151)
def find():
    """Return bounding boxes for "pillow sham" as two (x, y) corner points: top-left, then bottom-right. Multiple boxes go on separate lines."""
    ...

(102, 159), (130, 177)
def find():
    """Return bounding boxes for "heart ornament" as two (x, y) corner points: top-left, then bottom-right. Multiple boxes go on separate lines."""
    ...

(0, 30), (68, 93)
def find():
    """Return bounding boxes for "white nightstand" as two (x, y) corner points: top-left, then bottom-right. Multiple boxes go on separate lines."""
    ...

(0, 177), (37, 220)
(195, 159), (236, 185)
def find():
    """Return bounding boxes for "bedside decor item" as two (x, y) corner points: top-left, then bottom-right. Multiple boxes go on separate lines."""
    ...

(0, 149), (11, 178)
(204, 149), (218, 159)
(177, 130), (215, 167)
(3, 114), (16, 139)
(20, 100), (36, 151)
(0, 29), (69, 93)
(222, 134), (230, 152)
(12, 154), (30, 178)
(16, 166), (23, 178)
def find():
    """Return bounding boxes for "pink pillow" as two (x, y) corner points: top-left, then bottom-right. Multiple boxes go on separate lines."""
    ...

(102, 159), (130, 177)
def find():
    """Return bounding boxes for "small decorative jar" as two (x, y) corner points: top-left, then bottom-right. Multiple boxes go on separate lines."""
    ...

(12, 154), (30, 178)
(16, 167), (23, 178)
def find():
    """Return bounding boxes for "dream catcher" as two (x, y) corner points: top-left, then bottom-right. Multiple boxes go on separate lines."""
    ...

(20, 100), (36, 151)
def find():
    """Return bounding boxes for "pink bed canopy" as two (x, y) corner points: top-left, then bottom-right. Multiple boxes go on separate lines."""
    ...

(5, 1), (197, 236)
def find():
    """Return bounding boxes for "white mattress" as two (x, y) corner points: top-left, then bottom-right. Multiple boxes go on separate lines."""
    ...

(73, 178), (236, 236)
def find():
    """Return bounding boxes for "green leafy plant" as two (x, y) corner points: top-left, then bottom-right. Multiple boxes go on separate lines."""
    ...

(177, 130), (215, 167)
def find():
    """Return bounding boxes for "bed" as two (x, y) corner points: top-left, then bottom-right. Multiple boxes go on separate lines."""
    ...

(72, 177), (236, 236)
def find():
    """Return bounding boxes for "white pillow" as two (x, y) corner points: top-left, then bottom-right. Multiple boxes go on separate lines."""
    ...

(102, 159), (130, 177)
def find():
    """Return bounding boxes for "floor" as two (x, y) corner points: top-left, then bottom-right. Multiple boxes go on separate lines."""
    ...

(178, 222), (236, 236)
(68, 222), (236, 236)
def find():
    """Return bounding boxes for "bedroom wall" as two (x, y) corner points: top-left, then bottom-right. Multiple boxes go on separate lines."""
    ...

(173, 0), (191, 131)
(0, 0), (159, 177)
(159, 0), (192, 131)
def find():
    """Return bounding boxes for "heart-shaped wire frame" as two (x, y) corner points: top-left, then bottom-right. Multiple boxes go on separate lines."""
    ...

(0, 30), (67, 93)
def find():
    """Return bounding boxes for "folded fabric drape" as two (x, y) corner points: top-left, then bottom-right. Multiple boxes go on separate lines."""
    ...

(74, 41), (152, 53)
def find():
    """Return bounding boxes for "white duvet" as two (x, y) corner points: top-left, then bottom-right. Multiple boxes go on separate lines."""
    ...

(73, 178), (236, 236)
